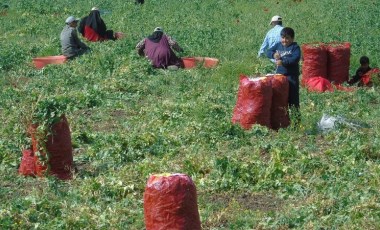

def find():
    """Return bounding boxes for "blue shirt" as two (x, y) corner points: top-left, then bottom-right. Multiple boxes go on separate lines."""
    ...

(258, 25), (283, 57)
(267, 42), (301, 82)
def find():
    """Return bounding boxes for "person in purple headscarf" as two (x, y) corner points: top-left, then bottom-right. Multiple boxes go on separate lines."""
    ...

(136, 27), (184, 69)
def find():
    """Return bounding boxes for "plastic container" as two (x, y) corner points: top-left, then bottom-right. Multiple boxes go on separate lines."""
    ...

(32, 55), (67, 69)
(203, 57), (219, 68)
(182, 57), (197, 69)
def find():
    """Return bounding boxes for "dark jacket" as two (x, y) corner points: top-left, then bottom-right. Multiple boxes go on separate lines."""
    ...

(348, 66), (372, 85)
(267, 42), (301, 81)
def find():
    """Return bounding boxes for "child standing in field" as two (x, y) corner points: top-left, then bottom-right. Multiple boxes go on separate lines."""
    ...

(267, 27), (301, 122)
(348, 56), (372, 85)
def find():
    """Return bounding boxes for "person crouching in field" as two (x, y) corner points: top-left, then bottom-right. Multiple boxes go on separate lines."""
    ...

(267, 27), (301, 123)
(136, 27), (184, 70)
(60, 16), (90, 60)
(78, 7), (117, 42)
(348, 56), (372, 86)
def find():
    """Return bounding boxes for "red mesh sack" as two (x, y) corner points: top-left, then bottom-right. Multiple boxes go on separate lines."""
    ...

(28, 115), (73, 180)
(28, 124), (48, 177)
(326, 42), (350, 84)
(144, 173), (201, 230)
(361, 68), (380, 86)
(304, 76), (334, 93)
(46, 115), (73, 180)
(232, 75), (272, 129)
(301, 43), (328, 85)
(270, 75), (290, 130)
(18, 149), (36, 176)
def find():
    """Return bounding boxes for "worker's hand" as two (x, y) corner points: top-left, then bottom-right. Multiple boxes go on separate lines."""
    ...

(276, 60), (283, 66)
(274, 52), (280, 60)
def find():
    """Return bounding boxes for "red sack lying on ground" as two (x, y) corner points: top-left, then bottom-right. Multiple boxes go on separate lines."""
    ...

(232, 75), (272, 129)
(270, 75), (290, 130)
(144, 173), (201, 230)
(301, 43), (327, 84)
(18, 149), (36, 176)
(304, 76), (334, 93)
(28, 115), (73, 180)
(326, 42), (350, 84)
(361, 68), (380, 86)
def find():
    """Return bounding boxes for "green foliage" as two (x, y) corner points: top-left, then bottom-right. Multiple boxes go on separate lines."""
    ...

(1, 0), (380, 229)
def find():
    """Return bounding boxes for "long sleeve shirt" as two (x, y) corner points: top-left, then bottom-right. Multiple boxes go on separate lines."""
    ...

(135, 35), (183, 56)
(258, 25), (283, 57)
(267, 42), (301, 81)
(60, 25), (89, 58)
(135, 34), (183, 68)
(348, 67), (372, 85)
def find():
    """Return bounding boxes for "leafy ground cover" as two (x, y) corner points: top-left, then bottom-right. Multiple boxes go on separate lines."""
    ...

(1, 0), (380, 229)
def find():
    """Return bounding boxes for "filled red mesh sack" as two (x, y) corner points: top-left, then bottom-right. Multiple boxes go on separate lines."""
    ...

(326, 42), (350, 84)
(270, 75), (290, 130)
(301, 43), (328, 84)
(361, 68), (380, 86)
(144, 173), (201, 230)
(304, 76), (334, 93)
(28, 124), (48, 177)
(28, 115), (73, 180)
(18, 149), (36, 176)
(232, 75), (272, 129)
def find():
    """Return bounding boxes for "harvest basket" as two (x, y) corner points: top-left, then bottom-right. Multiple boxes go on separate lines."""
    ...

(32, 55), (67, 69)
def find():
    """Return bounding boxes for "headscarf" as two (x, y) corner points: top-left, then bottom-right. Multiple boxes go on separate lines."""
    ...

(147, 31), (164, 43)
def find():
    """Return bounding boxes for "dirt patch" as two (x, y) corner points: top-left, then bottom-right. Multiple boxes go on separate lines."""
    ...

(201, 191), (283, 212)
(200, 191), (283, 229)
(5, 77), (30, 89)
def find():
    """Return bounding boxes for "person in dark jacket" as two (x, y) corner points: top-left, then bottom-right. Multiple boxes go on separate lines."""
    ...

(348, 56), (372, 85)
(60, 16), (90, 59)
(135, 27), (184, 69)
(267, 27), (301, 121)
(78, 7), (116, 42)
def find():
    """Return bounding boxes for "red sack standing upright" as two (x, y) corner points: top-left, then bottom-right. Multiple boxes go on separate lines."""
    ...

(301, 43), (328, 85)
(28, 115), (73, 180)
(144, 173), (201, 230)
(232, 75), (273, 129)
(326, 42), (350, 84)
(270, 75), (290, 130)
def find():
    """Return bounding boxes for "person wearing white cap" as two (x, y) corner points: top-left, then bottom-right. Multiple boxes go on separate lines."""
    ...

(60, 16), (90, 59)
(136, 27), (184, 69)
(78, 7), (117, 42)
(257, 15), (283, 60)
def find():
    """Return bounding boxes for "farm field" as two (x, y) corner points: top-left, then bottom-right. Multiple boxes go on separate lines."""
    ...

(1, 0), (380, 229)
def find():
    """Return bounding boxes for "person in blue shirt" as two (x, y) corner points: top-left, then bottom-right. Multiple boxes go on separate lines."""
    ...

(258, 15), (283, 61)
(267, 27), (301, 121)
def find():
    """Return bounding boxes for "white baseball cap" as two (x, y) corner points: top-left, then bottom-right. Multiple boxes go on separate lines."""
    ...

(270, 15), (282, 25)
(91, 7), (99, 11)
(65, 16), (79, 24)
(154, 27), (163, 32)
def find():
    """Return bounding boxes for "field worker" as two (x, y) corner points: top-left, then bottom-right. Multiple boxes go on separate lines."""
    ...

(267, 27), (301, 123)
(60, 16), (90, 59)
(348, 56), (372, 86)
(136, 27), (184, 69)
(258, 15), (283, 61)
(78, 7), (117, 42)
